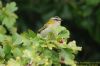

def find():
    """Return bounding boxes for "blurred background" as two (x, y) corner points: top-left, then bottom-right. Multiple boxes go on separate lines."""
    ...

(2, 0), (100, 62)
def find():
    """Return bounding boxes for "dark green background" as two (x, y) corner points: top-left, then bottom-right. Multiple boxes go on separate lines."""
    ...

(2, 0), (100, 61)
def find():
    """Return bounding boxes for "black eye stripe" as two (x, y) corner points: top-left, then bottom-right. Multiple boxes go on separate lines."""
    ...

(54, 19), (61, 21)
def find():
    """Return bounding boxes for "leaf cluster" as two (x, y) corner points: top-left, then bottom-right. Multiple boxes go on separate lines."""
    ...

(0, 1), (82, 66)
(13, 0), (100, 44)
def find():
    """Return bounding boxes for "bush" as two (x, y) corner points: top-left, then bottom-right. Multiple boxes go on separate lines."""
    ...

(0, 1), (82, 66)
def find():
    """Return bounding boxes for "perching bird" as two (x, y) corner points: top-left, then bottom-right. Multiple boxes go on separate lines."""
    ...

(38, 16), (62, 37)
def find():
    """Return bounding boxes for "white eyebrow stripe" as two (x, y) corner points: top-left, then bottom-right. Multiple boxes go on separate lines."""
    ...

(51, 18), (61, 21)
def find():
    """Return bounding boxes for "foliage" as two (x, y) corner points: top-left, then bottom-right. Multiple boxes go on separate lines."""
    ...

(0, 1), (18, 29)
(12, 0), (100, 44)
(0, 1), (82, 66)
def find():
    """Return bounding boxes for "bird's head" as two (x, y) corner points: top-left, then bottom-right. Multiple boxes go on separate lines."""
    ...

(47, 16), (62, 24)
(51, 16), (62, 23)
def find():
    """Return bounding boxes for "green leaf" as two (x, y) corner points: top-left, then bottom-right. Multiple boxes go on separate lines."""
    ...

(58, 30), (70, 39)
(51, 51), (59, 64)
(0, 34), (5, 42)
(50, 26), (70, 39)
(22, 29), (36, 39)
(7, 58), (21, 66)
(28, 29), (37, 38)
(12, 48), (23, 57)
(0, 46), (5, 58)
(22, 49), (33, 59)
(43, 49), (52, 58)
(22, 37), (31, 46)
(47, 32), (56, 40)
(3, 44), (11, 55)
(67, 41), (82, 54)
(2, 17), (16, 28)
(6, 2), (18, 12)
(59, 49), (76, 66)
(0, 2), (18, 29)
(12, 33), (23, 45)
(0, 25), (6, 34)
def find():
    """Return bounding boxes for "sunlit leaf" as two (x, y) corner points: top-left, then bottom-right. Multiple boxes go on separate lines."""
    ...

(6, 58), (21, 66)
(0, 1), (82, 66)
(67, 41), (82, 53)
(0, 64), (5, 66)
(59, 49), (76, 66)
(12, 33), (23, 45)
(2, 17), (16, 28)
(0, 25), (6, 34)
(0, 46), (5, 58)
(0, 34), (5, 42)
(6, 2), (18, 12)
(12, 48), (23, 57)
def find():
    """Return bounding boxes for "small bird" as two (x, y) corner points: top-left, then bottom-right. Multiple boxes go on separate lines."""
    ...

(38, 16), (62, 37)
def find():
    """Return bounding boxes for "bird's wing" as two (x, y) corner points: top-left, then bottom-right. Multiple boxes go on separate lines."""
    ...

(38, 24), (48, 33)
